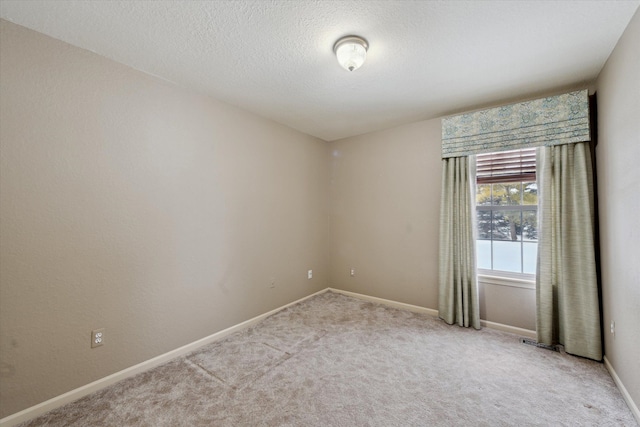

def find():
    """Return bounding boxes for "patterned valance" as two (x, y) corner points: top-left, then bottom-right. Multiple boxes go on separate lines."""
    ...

(441, 90), (590, 158)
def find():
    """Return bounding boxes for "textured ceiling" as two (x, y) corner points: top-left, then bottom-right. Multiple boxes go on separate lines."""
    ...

(1, 1), (638, 141)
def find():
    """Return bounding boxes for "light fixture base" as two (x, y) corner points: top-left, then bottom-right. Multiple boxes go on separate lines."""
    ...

(333, 35), (369, 71)
(333, 36), (369, 54)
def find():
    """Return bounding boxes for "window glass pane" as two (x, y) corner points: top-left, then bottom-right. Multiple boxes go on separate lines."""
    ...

(476, 240), (491, 270)
(475, 172), (537, 277)
(522, 210), (537, 241)
(477, 184), (492, 206)
(523, 242), (537, 274)
(523, 182), (538, 205)
(492, 241), (522, 273)
(491, 210), (522, 241)
(476, 210), (492, 239)
(492, 183), (522, 206)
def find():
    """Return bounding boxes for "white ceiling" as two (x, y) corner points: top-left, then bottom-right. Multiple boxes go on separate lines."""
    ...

(1, 1), (638, 141)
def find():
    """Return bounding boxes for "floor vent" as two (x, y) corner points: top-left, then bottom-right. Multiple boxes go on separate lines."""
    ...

(520, 337), (560, 352)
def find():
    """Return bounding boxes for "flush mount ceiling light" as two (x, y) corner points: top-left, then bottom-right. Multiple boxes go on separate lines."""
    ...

(333, 36), (368, 71)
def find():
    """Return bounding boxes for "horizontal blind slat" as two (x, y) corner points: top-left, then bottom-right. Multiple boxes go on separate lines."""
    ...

(476, 148), (536, 184)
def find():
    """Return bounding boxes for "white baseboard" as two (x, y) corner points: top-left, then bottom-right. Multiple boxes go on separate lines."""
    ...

(480, 319), (537, 339)
(328, 287), (537, 339)
(0, 288), (329, 427)
(604, 356), (640, 424)
(2, 287), (539, 426)
(328, 288), (439, 317)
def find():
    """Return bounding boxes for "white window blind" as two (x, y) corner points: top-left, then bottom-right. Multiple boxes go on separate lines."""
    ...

(476, 148), (536, 184)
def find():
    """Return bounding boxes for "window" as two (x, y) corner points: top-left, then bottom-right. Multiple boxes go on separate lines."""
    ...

(475, 148), (537, 276)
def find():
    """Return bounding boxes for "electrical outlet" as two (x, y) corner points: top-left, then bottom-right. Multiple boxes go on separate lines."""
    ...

(308, 270), (313, 279)
(350, 268), (355, 277)
(91, 328), (105, 348)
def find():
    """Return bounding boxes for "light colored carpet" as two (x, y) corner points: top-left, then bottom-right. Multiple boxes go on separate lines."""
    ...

(19, 291), (636, 426)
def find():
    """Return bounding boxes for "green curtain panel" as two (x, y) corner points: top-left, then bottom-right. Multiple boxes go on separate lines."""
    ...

(536, 142), (602, 361)
(441, 90), (590, 158)
(438, 156), (480, 329)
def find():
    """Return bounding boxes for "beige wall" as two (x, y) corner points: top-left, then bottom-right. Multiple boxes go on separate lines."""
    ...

(328, 119), (441, 308)
(595, 8), (640, 409)
(0, 20), (328, 418)
(328, 118), (537, 330)
(3, 7), (639, 420)
(479, 282), (536, 331)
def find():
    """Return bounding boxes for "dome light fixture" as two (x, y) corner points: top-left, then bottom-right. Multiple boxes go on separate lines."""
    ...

(333, 35), (368, 72)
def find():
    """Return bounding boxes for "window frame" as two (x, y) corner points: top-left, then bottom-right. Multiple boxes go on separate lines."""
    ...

(477, 270), (535, 289)
(475, 148), (538, 284)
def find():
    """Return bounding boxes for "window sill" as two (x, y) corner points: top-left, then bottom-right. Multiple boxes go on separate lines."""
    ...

(478, 271), (536, 290)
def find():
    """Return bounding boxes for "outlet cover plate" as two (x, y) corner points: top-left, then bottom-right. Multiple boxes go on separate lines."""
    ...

(91, 328), (105, 348)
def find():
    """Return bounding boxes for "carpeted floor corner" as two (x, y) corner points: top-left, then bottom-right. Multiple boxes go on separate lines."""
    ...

(19, 291), (637, 426)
